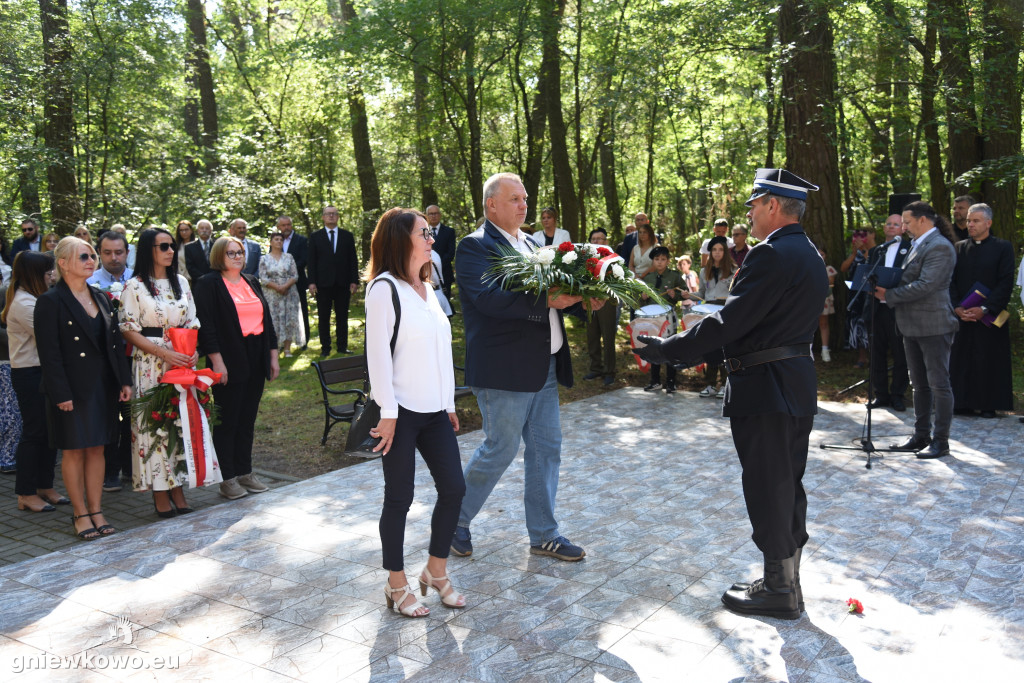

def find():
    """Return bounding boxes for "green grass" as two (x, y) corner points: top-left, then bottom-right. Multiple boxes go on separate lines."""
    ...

(253, 291), (1024, 479)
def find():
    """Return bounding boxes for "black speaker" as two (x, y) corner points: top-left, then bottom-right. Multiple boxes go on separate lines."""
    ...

(888, 193), (921, 216)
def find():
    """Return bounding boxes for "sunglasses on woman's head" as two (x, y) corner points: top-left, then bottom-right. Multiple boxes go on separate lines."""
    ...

(78, 253), (98, 262)
(155, 242), (175, 251)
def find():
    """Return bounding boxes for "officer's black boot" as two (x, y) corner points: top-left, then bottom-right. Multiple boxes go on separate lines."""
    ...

(730, 547), (803, 612)
(722, 554), (800, 620)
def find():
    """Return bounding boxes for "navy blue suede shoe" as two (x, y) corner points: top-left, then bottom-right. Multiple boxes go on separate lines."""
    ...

(450, 526), (472, 557)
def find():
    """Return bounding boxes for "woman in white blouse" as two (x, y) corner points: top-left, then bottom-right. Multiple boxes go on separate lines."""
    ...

(364, 208), (466, 618)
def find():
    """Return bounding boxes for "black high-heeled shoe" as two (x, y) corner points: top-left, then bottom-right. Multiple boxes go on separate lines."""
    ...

(152, 493), (177, 519)
(169, 488), (193, 515)
(71, 513), (100, 540)
(88, 511), (116, 535)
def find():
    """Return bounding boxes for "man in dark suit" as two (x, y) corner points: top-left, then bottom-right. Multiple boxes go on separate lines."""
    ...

(229, 218), (262, 278)
(874, 202), (958, 460)
(307, 206), (359, 356)
(865, 214), (911, 412)
(277, 215), (310, 348)
(10, 218), (42, 260)
(451, 172), (599, 563)
(637, 168), (828, 620)
(184, 219), (215, 282)
(425, 205), (456, 299)
(615, 219), (639, 262)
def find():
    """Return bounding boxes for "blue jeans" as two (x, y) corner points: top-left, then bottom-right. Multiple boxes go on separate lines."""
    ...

(459, 357), (561, 545)
(903, 332), (954, 442)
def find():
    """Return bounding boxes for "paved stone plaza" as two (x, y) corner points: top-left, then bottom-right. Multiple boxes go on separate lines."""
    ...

(0, 387), (1022, 682)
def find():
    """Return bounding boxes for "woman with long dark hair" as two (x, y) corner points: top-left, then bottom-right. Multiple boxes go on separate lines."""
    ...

(629, 223), (658, 279)
(364, 208), (465, 618)
(35, 238), (132, 539)
(120, 228), (212, 517)
(175, 221), (196, 282)
(691, 235), (735, 398)
(3, 251), (66, 511)
(194, 236), (278, 501)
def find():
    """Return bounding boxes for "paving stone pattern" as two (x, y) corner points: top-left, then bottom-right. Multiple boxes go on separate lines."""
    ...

(0, 388), (1022, 682)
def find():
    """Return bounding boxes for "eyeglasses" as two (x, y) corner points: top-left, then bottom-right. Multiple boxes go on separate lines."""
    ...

(155, 242), (175, 252)
(225, 250), (246, 258)
(418, 227), (435, 242)
(78, 253), (98, 262)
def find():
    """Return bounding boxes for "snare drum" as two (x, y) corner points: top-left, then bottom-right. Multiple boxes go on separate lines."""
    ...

(680, 303), (723, 331)
(628, 304), (676, 372)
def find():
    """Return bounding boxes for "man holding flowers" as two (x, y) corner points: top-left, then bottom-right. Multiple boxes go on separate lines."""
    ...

(451, 172), (601, 562)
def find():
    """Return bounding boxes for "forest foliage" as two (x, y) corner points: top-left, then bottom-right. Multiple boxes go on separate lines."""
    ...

(2, 0), (1022, 266)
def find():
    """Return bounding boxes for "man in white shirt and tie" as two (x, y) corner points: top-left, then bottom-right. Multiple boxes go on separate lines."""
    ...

(307, 206), (359, 356)
(184, 219), (215, 281)
(866, 214), (911, 412)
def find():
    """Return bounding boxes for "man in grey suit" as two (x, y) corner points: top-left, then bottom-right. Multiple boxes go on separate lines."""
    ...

(874, 201), (958, 459)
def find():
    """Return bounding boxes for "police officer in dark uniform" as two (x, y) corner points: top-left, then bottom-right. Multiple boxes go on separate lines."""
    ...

(635, 169), (828, 620)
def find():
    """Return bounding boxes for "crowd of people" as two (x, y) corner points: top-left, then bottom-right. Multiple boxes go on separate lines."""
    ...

(0, 172), (1021, 623)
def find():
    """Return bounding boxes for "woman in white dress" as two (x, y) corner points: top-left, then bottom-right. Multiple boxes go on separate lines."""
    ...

(119, 228), (219, 517)
(258, 232), (305, 357)
(629, 223), (658, 279)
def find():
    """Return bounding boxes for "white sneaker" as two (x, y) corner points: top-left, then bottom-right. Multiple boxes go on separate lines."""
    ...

(820, 348), (831, 362)
(715, 385), (726, 399)
(699, 385), (715, 398)
(237, 473), (269, 493)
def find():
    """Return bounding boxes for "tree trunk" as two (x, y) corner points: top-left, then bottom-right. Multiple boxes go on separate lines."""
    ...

(763, 25), (779, 169)
(539, 0), (578, 239)
(919, 15), (946, 215)
(937, 0), (982, 196)
(979, 0), (1023, 239)
(522, 87), (547, 225)
(1, 0), (42, 218)
(412, 57), (438, 208)
(38, 0), (81, 234)
(185, 0), (218, 172)
(599, 111), (621, 235)
(778, 0), (842, 333)
(463, 33), (483, 219)
(339, 0), (381, 259)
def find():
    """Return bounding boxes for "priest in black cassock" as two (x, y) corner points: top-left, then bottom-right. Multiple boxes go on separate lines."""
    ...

(948, 203), (1015, 418)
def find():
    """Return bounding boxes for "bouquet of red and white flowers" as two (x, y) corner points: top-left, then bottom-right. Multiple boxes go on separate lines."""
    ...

(485, 241), (663, 310)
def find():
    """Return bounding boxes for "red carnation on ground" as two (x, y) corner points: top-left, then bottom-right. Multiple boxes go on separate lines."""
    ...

(558, 242), (575, 252)
(846, 598), (864, 614)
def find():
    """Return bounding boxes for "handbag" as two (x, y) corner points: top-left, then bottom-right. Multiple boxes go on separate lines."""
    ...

(345, 277), (400, 455)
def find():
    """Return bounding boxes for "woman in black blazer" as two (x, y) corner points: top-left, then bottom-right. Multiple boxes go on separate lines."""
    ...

(193, 236), (279, 501)
(35, 237), (132, 540)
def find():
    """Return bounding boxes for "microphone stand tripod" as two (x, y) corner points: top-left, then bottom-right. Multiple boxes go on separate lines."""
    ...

(820, 252), (901, 469)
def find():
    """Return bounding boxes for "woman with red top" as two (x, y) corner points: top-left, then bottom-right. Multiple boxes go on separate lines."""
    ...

(193, 236), (279, 501)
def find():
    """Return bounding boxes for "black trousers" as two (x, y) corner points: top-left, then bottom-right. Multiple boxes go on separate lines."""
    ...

(731, 412), (813, 560)
(104, 399), (132, 479)
(315, 285), (351, 353)
(650, 363), (676, 384)
(380, 407), (465, 571)
(212, 335), (266, 480)
(11, 366), (56, 496)
(869, 303), (908, 401)
(297, 287), (310, 345)
(586, 302), (618, 377)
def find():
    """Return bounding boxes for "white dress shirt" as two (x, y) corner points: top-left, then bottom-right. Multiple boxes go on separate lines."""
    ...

(883, 240), (901, 268)
(365, 273), (455, 418)
(496, 226), (564, 355)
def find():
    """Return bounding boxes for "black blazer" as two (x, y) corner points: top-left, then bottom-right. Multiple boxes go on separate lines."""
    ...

(658, 223), (829, 418)
(193, 272), (278, 383)
(307, 227), (359, 289)
(456, 220), (578, 392)
(867, 237), (911, 310)
(34, 281), (130, 405)
(10, 237), (39, 262)
(184, 240), (213, 281)
(285, 232), (309, 290)
(432, 223), (457, 286)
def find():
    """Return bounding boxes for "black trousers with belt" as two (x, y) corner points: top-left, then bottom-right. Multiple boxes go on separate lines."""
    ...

(11, 366), (56, 496)
(731, 412), (813, 560)
(315, 285), (351, 353)
(212, 334), (266, 481)
(380, 406), (465, 571)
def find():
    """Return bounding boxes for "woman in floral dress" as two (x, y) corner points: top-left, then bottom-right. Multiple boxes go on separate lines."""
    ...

(119, 228), (220, 517)
(258, 232), (305, 357)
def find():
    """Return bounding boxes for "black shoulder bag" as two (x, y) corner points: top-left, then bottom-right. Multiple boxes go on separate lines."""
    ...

(345, 278), (400, 455)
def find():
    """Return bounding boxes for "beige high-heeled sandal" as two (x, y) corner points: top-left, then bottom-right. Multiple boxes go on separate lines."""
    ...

(384, 582), (429, 618)
(419, 567), (467, 608)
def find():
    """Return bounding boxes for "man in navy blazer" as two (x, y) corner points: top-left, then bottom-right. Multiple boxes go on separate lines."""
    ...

(865, 214), (912, 411)
(277, 215), (310, 347)
(452, 172), (598, 563)
(10, 218), (42, 260)
(229, 218), (262, 278)
(425, 205), (456, 299)
(636, 168), (828, 620)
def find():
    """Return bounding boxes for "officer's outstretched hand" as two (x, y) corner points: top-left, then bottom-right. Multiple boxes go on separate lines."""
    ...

(633, 335), (669, 366)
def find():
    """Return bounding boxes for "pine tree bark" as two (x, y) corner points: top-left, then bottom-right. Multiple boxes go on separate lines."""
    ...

(936, 0), (981, 196)
(185, 0), (218, 173)
(38, 0), (81, 233)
